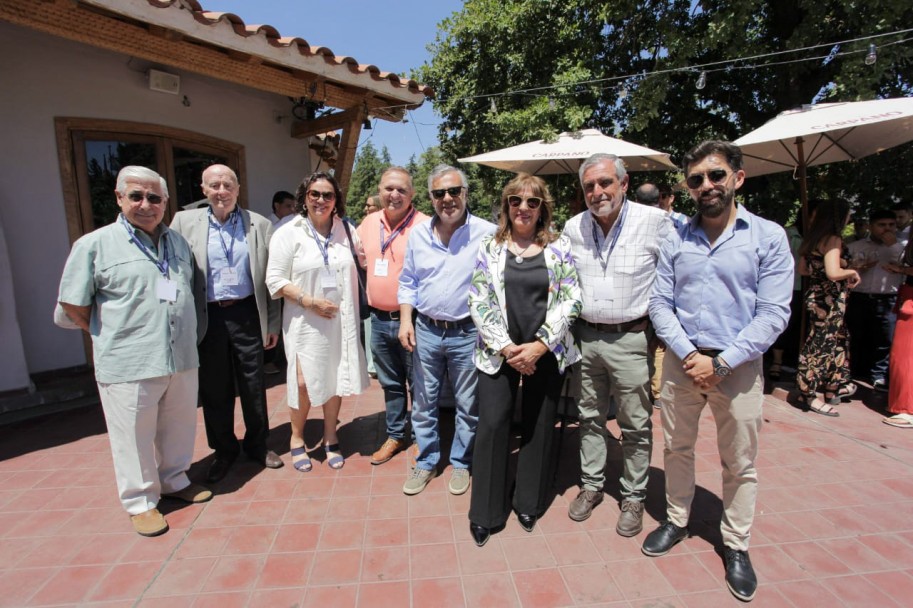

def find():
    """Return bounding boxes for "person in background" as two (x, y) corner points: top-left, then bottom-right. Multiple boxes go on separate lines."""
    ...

(266, 172), (369, 472)
(364, 195), (380, 217)
(658, 183), (689, 230)
(170, 165), (283, 483)
(58, 166), (211, 537)
(893, 201), (911, 246)
(269, 190), (296, 226)
(846, 209), (904, 393)
(795, 199), (860, 416)
(883, 237), (913, 428)
(467, 173), (581, 546)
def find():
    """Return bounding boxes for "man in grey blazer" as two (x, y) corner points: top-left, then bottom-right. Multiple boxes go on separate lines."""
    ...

(170, 164), (283, 482)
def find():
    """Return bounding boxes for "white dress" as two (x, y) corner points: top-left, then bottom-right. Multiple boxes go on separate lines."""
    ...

(266, 215), (369, 407)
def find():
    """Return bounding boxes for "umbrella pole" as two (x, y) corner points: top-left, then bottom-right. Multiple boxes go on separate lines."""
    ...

(795, 136), (810, 368)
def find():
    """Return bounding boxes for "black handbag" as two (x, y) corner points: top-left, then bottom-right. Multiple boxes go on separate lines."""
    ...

(342, 220), (369, 320)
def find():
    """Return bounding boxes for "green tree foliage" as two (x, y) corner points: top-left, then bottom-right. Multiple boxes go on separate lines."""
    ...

(418, 0), (913, 225)
(346, 141), (392, 223)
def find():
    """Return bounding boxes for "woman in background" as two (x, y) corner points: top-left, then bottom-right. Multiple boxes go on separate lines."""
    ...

(795, 199), (860, 417)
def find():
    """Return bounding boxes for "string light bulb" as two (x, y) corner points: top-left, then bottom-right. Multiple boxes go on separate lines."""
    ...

(490, 98), (497, 114)
(865, 43), (877, 65)
(695, 71), (707, 90)
(548, 96), (555, 109)
(618, 86), (628, 100)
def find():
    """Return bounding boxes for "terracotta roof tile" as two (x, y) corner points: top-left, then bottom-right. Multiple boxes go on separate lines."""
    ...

(175, 1), (431, 98)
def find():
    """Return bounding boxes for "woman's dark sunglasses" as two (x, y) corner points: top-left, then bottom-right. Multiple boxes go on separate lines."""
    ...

(507, 196), (543, 209)
(307, 190), (336, 201)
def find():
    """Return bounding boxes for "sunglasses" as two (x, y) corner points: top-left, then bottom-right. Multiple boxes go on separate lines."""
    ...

(125, 191), (164, 204)
(507, 195), (543, 209)
(685, 169), (730, 189)
(307, 190), (336, 202)
(430, 186), (464, 200)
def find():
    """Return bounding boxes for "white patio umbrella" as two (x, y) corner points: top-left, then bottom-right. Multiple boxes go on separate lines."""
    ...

(459, 128), (677, 174)
(733, 97), (913, 219)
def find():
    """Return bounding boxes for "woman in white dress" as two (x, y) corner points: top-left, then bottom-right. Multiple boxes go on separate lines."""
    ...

(266, 172), (369, 471)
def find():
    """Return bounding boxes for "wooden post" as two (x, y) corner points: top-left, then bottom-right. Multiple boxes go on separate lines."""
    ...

(334, 105), (366, 197)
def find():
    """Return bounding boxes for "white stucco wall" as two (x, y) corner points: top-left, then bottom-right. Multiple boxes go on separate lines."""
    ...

(0, 22), (314, 379)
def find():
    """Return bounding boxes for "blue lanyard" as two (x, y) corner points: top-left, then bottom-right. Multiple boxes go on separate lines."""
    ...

(379, 207), (416, 257)
(306, 217), (333, 268)
(590, 202), (628, 273)
(208, 208), (239, 265)
(121, 215), (169, 278)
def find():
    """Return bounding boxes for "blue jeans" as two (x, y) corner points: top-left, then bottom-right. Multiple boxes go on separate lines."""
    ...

(370, 312), (414, 441)
(847, 293), (897, 383)
(411, 316), (479, 471)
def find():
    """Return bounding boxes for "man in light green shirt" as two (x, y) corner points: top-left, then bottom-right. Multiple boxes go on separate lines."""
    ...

(58, 166), (211, 537)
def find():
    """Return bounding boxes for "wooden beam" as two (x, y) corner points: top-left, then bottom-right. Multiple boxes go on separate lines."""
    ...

(290, 108), (360, 139)
(334, 106), (366, 197)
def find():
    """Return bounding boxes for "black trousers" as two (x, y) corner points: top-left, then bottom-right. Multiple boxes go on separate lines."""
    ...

(199, 297), (269, 459)
(846, 292), (896, 383)
(469, 353), (562, 529)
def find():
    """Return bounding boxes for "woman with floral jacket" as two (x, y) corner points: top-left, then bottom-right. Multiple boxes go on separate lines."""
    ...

(467, 173), (582, 546)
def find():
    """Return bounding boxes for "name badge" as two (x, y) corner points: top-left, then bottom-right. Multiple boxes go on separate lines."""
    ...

(156, 277), (178, 302)
(591, 276), (615, 301)
(374, 259), (389, 277)
(320, 268), (336, 290)
(220, 268), (239, 286)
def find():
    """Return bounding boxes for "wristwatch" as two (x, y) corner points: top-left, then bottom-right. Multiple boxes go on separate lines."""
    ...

(712, 356), (732, 378)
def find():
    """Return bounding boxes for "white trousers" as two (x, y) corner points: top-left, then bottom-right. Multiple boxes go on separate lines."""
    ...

(97, 369), (199, 515)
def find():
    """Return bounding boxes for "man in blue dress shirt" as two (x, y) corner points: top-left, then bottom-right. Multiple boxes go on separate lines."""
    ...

(643, 141), (793, 602)
(398, 164), (496, 496)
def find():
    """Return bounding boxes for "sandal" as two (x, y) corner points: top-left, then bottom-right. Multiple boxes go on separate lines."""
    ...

(807, 397), (840, 417)
(769, 363), (782, 380)
(838, 383), (858, 400)
(883, 413), (913, 428)
(290, 446), (312, 472)
(324, 443), (345, 470)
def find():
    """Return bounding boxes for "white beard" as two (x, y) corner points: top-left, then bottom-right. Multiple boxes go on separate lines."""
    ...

(590, 196), (621, 217)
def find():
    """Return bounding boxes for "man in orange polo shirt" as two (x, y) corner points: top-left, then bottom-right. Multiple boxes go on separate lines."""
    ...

(358, 167), (430, 464)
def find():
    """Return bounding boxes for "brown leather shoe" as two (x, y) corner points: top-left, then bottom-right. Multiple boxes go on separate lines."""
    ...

(163, 482), (213, 504)
(371, 438), (407, 465)
(131, 508), (168, 537)
(616, 499), (644, 537)
(568, 489), (604, 522)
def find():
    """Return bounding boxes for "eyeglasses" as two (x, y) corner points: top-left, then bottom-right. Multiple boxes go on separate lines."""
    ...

(307, 190), (336, 202)
(430, 186), (464, 200)
(125, 191), (164, 204)
(685, 169), (730, 189)
(507, 195), (543, 209)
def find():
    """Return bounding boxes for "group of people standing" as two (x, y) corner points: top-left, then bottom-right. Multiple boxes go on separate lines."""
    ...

(58, 139), (797, 603)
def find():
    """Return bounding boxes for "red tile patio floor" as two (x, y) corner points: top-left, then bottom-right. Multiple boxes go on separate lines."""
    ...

(1, 377), (912, 607)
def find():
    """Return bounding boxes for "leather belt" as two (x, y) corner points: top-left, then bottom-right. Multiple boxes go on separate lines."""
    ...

(697, 348), (722, 358)
(370, 308), (401, 321)
(208, 295), (252, 308)
(418, 313), (474, 330)
(580, 316), (649, 334)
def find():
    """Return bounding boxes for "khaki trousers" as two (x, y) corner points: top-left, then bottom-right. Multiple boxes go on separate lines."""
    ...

(575, 324), (653, 500)
(97, 369), (199, 515)
(660, 352), (763, 551)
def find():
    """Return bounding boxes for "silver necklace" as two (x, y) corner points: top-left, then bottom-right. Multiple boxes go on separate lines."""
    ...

(511, 238), (533, 263)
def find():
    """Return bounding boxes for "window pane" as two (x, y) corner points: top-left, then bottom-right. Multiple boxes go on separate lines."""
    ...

(84, 141), (157, 229)
(173, 148), (229, 210)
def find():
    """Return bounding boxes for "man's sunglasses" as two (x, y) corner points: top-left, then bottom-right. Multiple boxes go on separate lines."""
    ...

(685, 169), (730, 189)
(307, 190), (336, 201)
(430, 186), (464, 200)
(507, 196), (543, 209)
(125, 191), (164, 204)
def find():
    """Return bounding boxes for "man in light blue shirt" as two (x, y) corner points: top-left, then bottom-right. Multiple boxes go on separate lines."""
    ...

(643, 141), (793, 603)
(398, 164), (496, 496)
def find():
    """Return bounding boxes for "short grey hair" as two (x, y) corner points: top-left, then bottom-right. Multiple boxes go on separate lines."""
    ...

(427, 164), (469, 192)
(116, 166), (169, 198)
(634, 183), (660, 206)
(578, 153), (627, 184)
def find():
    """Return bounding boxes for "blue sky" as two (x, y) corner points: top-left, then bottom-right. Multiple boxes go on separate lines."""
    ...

(201, 0), (464, 165)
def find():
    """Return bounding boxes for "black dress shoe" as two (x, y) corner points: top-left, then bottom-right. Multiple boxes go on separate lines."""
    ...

(641, 521), (688, 557)
(517, 513), (537, 533)
(206, 456), (235, 483)
(724, 547), (757, 602)
(259, 450), (284, 469)
(469, 523), (491, 547)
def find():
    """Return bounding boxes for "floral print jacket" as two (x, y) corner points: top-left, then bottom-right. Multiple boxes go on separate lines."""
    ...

(468, 234), (583, 374)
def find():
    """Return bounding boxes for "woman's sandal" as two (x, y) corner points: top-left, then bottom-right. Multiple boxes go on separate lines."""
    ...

(290, 446), (312, 472)
(797, 394), (840, 417)
(824, 383), (858, 405)
(324, 443), (345, 470)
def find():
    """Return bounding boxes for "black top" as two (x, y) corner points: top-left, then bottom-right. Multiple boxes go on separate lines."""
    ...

(505, 250), (548, 345)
